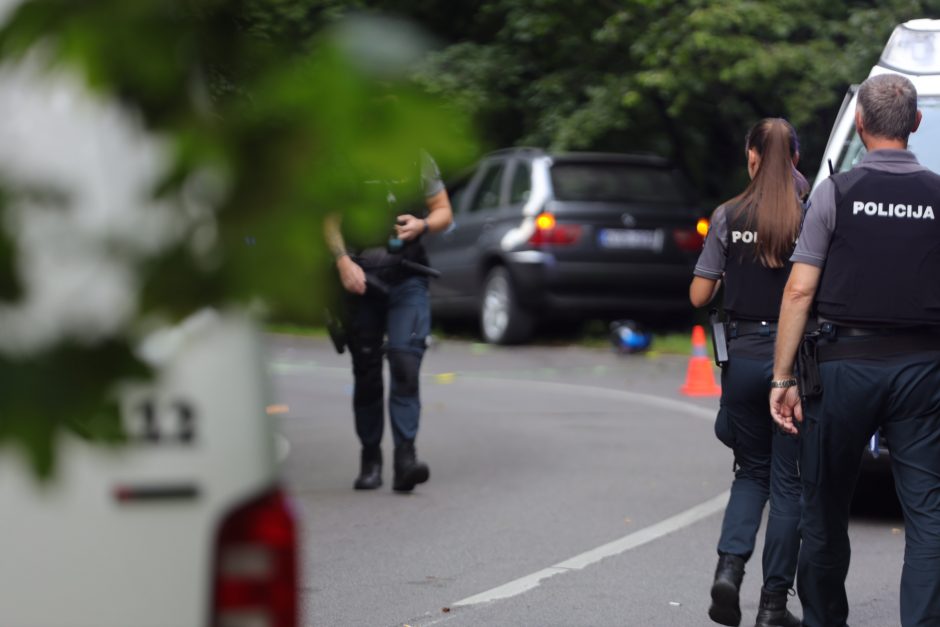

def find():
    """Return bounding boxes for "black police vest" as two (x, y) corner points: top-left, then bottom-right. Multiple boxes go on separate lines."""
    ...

(816, 168), (940, 325)
(722, 208), (793, 321)
(345, 164), (430, 270)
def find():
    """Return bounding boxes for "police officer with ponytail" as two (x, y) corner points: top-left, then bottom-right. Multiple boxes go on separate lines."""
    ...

(771, 74), (940, 627)
(692, 118), (808, 627)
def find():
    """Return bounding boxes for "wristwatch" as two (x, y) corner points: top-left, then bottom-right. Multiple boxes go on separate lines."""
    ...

(770, 378), (798, 389)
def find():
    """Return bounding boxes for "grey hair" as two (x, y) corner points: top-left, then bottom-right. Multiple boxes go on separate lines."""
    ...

(857, 73), (918, 140)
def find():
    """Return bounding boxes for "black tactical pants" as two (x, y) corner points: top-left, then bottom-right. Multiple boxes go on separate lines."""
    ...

(799, 350), (940, 627)
(715, 345), (802, 593)
(346, 276), (430, 448)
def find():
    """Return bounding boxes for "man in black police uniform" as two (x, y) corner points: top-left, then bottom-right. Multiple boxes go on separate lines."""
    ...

(770, 73), (940, 626)
(325, 151), (452, 492)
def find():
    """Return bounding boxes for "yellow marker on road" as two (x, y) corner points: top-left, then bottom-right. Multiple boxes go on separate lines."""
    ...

(434, 372), (456, 384)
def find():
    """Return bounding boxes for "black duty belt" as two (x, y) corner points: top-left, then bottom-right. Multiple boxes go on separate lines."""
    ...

(353, 255), (440, 288)
(728, 319), (777, 338)
(815, 325), (940, 362)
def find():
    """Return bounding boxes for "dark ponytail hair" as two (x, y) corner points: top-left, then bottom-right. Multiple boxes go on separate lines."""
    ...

(730, 118), (808, 268)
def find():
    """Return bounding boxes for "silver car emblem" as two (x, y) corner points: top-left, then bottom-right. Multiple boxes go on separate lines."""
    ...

(621, 213), (636, 227)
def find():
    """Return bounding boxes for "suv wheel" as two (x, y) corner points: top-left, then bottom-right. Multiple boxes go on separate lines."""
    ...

(480, 267), (533, 344)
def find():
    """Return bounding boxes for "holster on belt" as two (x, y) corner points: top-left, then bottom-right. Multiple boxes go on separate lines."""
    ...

(324, 308), (347, 354)
(796, 334), (822, 398)
(709, 309), (728, 367)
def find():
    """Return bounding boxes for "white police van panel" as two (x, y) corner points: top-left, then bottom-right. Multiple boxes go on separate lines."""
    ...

(814, 19), (940, 191)
(0, 312), (297, 627)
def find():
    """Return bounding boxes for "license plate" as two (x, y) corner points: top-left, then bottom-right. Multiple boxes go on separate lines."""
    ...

(597, 228), (663, 251)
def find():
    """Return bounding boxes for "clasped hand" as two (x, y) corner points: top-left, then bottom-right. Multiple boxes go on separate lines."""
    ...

(395, 214), (424, 241)
(769, 386), (802, 435)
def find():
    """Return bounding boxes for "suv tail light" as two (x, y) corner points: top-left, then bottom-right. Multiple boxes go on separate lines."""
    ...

(213, 489), (298, 627)
(696, 217), (710, 237)
(529, 212), (582, 246)
(673, 219), (708, 252)
(673, 227), (705, 252)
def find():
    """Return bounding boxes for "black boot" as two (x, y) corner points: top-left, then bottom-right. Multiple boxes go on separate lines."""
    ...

(709, 553), (746, 626)
(353, 446), (382, 490)
(754, 587), (801, 627)
(392, 441), (429, 493)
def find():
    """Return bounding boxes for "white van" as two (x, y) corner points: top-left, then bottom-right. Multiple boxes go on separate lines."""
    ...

(0, 312), (299, 627)
(814, 18), (940, 189)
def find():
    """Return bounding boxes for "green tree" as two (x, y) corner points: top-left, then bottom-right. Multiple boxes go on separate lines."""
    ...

(364, 0), (930, 200)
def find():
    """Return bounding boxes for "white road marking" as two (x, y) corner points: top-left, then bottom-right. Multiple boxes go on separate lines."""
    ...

(452, 490), (729, 608)
(442, 376), (723, 610)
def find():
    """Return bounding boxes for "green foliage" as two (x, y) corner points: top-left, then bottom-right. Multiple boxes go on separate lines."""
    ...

(0, 191), (20, 301)
(604, 0), (884, 198)
(225, 1), (937, 199)
(401, 0), (933, 200)
(0, 341), (148, 476)
(0, 0), (476, 476)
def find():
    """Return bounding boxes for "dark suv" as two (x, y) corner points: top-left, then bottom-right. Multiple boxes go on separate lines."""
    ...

(424, 149), (707, 344)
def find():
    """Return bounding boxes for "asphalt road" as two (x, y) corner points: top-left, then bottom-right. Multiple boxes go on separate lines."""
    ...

(267, 334), (905, 627)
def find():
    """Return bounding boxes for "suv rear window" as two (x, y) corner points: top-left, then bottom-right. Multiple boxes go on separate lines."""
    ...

(550, 162), (688, 203)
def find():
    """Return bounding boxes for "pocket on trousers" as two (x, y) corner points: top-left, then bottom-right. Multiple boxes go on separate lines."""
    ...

(714, 406), (735, 449)
(799, 418), (820, 486)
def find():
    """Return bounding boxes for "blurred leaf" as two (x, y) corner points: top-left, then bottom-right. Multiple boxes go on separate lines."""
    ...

(0, 0), (479, 476)
(0, 340), (148, 476)
(0, 192), (21, 301)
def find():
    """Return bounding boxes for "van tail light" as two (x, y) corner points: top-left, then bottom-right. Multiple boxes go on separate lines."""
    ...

(673, 227), (705, 252)
(213, 488), (298, 627)
(529, 212), (582, 246)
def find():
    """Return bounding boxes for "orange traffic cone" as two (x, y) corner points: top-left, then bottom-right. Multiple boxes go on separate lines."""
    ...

(680, 325), (721, 397)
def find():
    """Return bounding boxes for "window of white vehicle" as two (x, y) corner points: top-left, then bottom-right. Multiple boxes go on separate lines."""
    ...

(834, 98), (940, 173)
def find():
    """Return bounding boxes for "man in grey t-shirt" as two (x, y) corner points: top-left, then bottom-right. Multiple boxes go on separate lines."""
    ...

(324, 151), (452, 493)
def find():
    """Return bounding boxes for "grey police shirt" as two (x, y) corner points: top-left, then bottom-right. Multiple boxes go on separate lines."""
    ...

(791, 149), (929, 267)
(693, 203), (730, 280)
